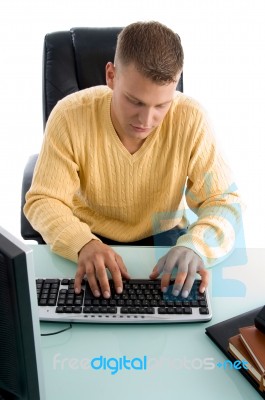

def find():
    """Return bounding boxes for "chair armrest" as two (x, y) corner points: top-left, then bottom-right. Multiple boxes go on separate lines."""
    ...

(21, 154), (45, 243)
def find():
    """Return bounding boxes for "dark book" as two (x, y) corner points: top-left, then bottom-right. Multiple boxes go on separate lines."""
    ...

(206, 307), (265, 399)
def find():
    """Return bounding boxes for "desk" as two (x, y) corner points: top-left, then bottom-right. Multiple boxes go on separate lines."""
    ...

(32, 245), (265, 400)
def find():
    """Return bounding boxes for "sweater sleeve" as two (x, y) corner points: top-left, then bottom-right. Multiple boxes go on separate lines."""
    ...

(24, 103), (100, 262)
(175, 107), (243, 268)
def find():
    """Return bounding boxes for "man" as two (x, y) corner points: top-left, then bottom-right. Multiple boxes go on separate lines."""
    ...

(24, 21), (241, 300)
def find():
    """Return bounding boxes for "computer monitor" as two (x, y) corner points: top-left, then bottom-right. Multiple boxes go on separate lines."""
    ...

(0, 227), (45, 400)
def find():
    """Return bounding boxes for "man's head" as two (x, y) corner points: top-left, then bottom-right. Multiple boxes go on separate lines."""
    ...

(106, 21), (184, 151)
(114, 21), (183, 84)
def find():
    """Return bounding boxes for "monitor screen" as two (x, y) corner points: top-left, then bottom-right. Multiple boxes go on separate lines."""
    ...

(0, 227), (45, 400)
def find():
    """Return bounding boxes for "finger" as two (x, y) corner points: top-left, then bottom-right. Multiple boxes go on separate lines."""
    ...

(107, 260), (124, 295)
(149, 265), (159, 279)
(74, 266), (85, 294)
(198, 268), (209, 293)
(115, 254), (131, 281)
(85, 262), (101, 297)
(94, 259), (112, 298)
(172, 270), (188, 296)
(178, 256), (199, 298)
(160, 273), (172, 293)
(149, 255), (166, 279)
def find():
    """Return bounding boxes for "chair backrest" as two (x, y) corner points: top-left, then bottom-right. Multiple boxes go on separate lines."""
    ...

(43, 27), (183, 128)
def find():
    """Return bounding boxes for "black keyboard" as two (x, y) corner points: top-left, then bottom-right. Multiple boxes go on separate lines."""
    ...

(36, 278), (212, 323)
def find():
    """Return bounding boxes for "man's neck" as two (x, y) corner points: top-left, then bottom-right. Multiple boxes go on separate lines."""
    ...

(119, 136), (146, 154)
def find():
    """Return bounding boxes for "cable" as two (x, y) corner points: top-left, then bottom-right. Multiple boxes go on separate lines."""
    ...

(41, 323), (72, 336)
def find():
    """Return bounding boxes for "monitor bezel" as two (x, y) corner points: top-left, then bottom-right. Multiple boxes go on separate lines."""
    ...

(0, 227), (45, 400)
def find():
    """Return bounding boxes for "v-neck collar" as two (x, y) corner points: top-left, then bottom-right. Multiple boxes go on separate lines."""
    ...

(105, 92), (161, 162)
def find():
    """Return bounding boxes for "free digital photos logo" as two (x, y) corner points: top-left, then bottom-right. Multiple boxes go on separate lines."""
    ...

(53, 353), (248, 375)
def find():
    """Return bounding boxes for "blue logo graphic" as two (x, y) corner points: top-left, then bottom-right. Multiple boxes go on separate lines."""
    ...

(91, 355), (147, 375)
(216, 359), (248, 370)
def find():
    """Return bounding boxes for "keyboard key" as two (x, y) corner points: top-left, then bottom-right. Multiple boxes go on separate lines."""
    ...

(36, 283), (43, 289)
(183, 307), (192, 314)
(64, 306), (73, 313)
(45, 279), (60, 284)
(73, 306), (82, 313)
(83, 306), (93, 313)
(108, 307), (117, 314)
(175, 307), (183, 314)
(199, 307), (209, 314)
(175, 301), (182, 307)
(146, 307), (155, 314)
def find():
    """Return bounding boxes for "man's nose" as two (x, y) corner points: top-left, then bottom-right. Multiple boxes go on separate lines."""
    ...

(138, 108), (154, 127)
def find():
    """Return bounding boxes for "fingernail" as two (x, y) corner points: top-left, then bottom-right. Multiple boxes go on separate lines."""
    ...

(103, 291), (110, 298)
(116, 287), (122, 294)
(200, 287), (205, 293)
(162, 287), (168, 293)
(173, 289), (180, 297)
(182, 290), (189, 298)
(94, 290), (100, 297)
(75, 288), (80, 294)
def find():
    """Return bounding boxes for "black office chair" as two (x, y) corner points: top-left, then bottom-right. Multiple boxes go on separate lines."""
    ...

(20, 27), (184, 244)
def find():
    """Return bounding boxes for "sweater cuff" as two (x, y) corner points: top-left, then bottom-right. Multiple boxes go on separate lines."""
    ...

(175, 233), (234, 268)
(51, 224), (101, 263)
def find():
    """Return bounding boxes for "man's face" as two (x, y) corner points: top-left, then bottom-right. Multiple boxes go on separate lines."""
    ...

(106, 62), (179, 146)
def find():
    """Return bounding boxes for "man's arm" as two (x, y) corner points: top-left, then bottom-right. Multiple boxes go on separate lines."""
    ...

(150, 105), (242, 296)
(24, 102), (129, 296)
(178, 124), (242, 267)
(24, 104), (100, 262)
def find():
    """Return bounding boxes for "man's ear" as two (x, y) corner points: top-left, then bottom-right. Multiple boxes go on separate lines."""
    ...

(106, 62), (116, 89)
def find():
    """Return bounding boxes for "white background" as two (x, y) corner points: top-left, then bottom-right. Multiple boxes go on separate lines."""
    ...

(0, 0), (264, 247)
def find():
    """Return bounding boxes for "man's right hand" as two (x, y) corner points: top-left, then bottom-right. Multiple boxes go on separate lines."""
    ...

(74, 240), (130, 298)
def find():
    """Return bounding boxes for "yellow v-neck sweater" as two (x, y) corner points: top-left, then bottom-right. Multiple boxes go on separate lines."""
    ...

(24, 86), (242, 266)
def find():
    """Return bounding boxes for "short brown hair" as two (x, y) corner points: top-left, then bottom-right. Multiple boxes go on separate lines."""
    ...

(114, 21), (184, 84)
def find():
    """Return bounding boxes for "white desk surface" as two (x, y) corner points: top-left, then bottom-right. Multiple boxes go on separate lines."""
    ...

(32, 245), (265, 400)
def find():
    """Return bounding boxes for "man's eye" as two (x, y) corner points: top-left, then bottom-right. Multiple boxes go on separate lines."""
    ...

(128, 98), (142, 106)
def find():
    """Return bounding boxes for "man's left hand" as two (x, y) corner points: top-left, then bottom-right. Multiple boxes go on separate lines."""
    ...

(149, 246), (209, 298)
